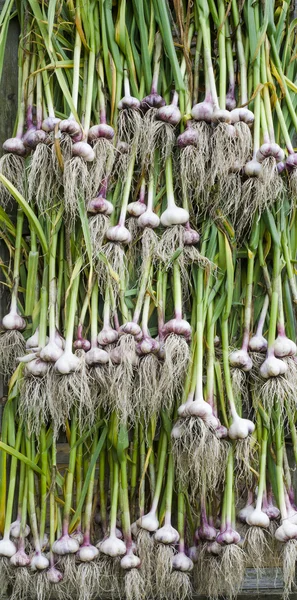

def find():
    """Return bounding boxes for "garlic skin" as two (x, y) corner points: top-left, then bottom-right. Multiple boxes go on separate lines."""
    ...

(256, 143), (285, 163)
(87, 197), (114, 215)
(120, 551), (141, 570)
(71, 530), (84, 546)
(10, 520), (30, 538)
(2, 310), (26, 331)
(52, 535), (79, 555)
(154, 524), (179, 545)
(184, 226), (200, 246)
(85, 347), (109, 367)
(77, 544), (99, 562)
(206, 541), (222, 555)
(42, 117), (61, 132)
(156, 104), (182, 125)
(138, 210), (160, 229)
(10, 549), (31, 567)
(248, 335), (267, 353)
(136, 336), (159, 355)
(118, 96), (141, 110)
(211, 108), (231, 124)
(238, 504), (255, 524)
(98, 535), (126, 557)
(30, 552), (49, 571)
(191, 101), (213, 123)
(119, 322), (142, 337)
(171, 423), (183, 439)
(127, 201), (147, 217)
(3, 137), (27, 156)
(286, 153), (297, 170)
(172, 552), (194, 572)
(230, 108), (254, 126)
(216, 528), (241, 545)
(273, 335), (297, 358)
(59, 118), (82, 138)
(24, 358), (49, 377)
(228, 413), (255, 440)
(40, 341), (63, 363)
(24, 129), (48, 149)
(88, 124), (114, 142)
(246, 508), (270, 528)
(229, 349), (253, 372)
(163, 318), (191, 340)
(72, 141), (95, 162)
(54, 351), (80, 375)
(160, 207), (189, 227)
(106, 225), (131, 244)
(26, 329), (41, 350)
(188, 545), (199, 562)
(281, 520), (297, 540)
(97, 327), (119, 346)
(197, 523), (217, 541)
(186, 398), (213, 419)
(244, 159), (262, 177)
(259, 356), (288, 379)
(275, 525), (289, 543)
(0, 539), (17, 557)
(47, 567), (64, 583)
(137, 511), (159, 532)
(177, 127), (198, 147)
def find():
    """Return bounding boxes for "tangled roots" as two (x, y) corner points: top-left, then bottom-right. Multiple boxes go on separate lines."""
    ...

(196, 552), (221, 599)
(244, 526), (272, 570)
(76, 561), (105, 600)
(172, 417), (229, 495)
(168, 571), (192, 600)
(289, 170), (297, 206)
(50, 359), (92, 433)
(210, 123), (238, 185)
(212, 172), (242, 226)
(0, 330), (25, 378)
(89, 214), (110, 259)
(110, 334), (138, 423)
(117, 109), (143, 150)
(155, 543), (175, 599)
(11, 564), (32, 600)
(89, 365), (112, 415)
(0, 155), (25, 208)
(63, 157), (90, 224)
(141, 110), (175, 168)
(282, 539), (297, 600)
(252, 371), (295, 419)
(135, 354), (162, 423)
(141, 229), (159, 263)
(135, 529), (154, 597)
(157, 226), (184, 264)
(0, 558), (13, 597)
(234, 437), (254, 490)
(124, 568), (146, 600)
(159, 334), (190, 410)
(18, 372), (50, 435)
(219, 544), (246, 597)
(97, 243), (127, 297)
(28, 144), (55, 210)
(234, 122), (252, 167)
(89, 139), (115, 196)
(231, 367), (249, 406)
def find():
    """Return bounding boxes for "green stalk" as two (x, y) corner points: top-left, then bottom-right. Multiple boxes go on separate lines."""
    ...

(39, 425), (47, 544)
(62, 411), (77, 535)
(2, 425), (22, 539)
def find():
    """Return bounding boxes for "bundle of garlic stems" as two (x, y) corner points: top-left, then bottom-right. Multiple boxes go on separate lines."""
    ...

(1, 0), (297, 599)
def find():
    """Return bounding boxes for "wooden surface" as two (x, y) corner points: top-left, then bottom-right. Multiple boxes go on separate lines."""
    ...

(0, 3), (296, 598)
